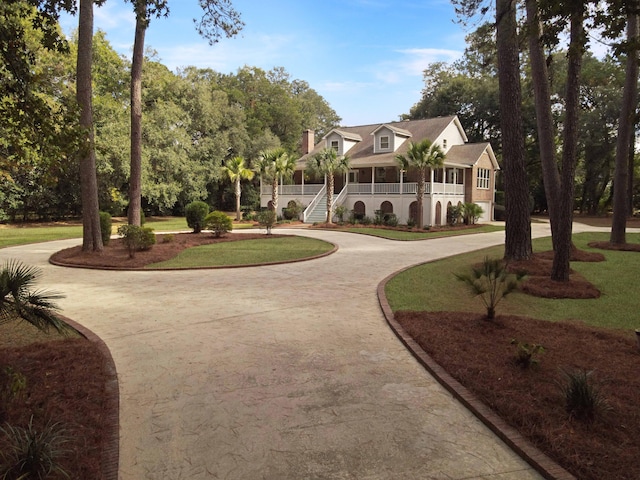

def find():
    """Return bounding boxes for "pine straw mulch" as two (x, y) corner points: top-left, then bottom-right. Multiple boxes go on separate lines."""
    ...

(395, 311), (640, 480)
(49, 232), (290, 269)
(394, 247), (640, 480)
(0, 335), (113, 480)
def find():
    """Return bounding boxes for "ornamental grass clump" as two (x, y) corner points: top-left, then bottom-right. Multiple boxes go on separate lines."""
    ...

(558, 369), (610, 421)
(455, 256), (525, 320)
(0, 416), (70, 480)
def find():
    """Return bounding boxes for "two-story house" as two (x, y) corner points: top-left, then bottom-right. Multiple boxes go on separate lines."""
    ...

(259, 116), (499, 226)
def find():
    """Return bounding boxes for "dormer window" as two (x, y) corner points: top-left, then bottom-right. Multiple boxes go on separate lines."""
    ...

(380, 136), (390, 150)
(330, 140), (339, 152)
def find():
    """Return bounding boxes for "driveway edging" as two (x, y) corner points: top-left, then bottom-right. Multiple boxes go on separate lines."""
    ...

(61, 315), (119, 480)
(377, 268), (576, 480)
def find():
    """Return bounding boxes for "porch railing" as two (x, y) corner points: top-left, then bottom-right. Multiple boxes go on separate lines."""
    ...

(261, 184), (324, 196)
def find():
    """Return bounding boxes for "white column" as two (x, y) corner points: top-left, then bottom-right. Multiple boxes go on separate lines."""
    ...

(371, 167), (375, 195)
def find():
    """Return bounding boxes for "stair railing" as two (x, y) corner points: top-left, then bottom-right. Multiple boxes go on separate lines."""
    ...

(302, 185), (327, 223)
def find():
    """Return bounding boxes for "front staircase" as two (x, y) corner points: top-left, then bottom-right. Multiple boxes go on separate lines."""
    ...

(304, 193), (328, 223)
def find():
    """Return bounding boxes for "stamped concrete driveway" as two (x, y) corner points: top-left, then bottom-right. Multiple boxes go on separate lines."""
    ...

(0, 224), (573, 480)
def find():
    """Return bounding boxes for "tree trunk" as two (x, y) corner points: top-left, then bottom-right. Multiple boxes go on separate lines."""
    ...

(272, 177), (278, 214)
(326, 173), (334, 224)
(552, 5), (584, 281)
(525, 0), (561, 243)
(76, 0), (103, 252)
(416, 169), (425, 229)
(611, 5), (639, 245)
(128, 14), (146, 226)
(496, 0), (532, 261)
(235, 178), (241, 221)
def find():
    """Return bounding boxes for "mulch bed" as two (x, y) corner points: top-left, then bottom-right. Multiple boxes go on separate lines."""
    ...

(50, 232), (289, 269)
(589, 241), (640, 252)
(506, 248), (605, 299)
(0, 338), (112, 479)
(395, 311), (640, 480)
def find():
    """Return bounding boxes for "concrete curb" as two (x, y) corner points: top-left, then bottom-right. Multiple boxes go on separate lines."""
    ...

(376, 268), (577, 480)
(49, 239), (338, 272)
(61, 315), (119, 480)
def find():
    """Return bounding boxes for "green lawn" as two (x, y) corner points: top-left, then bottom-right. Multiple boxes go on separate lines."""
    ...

(147, 236), (334, 268)
(0, 224), (85, 248)
(336, 224), (503, 240)
(385, 232), (640, 330)
(0, 216), (256, 249)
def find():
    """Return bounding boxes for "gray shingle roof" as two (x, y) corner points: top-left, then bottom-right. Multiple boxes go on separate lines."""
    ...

(297, 116), (494, 170)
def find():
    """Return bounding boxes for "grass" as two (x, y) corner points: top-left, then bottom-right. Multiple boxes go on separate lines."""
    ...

(0, 225), (84, 249)
(147, 236), (334, 268)
(385, 232), (640, 330)
(0, 216), (256, 249)
(336, 224), (503, 240)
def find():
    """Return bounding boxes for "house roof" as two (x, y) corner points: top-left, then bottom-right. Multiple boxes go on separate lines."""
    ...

(445, 143), (500, 170)
(370, 124), (412, 137)
(322, 129), (363, 142)
(298, 116), (491, 169)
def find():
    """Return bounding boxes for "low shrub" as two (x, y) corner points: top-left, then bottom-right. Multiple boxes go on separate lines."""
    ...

(99, 211), (112, 246)
(511, 339), (545, 368)
(335, 205), (348, 223)
(360, 215), (372, 226)
(447, 204), (463, 226)
(162, 234), (175, 244)
(384, 213), (398, 227)
(185, 201), (210, 233)
(139, 227), (155, 250)
(283, 200), (303, 221)
(204, 211), (233, 238)
(117, 225), (156, 258)
(257, 209), (277, 234)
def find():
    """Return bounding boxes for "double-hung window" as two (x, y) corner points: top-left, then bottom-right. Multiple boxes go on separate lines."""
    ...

(477, 168), (491, 189)
(380, 135), (390, 150)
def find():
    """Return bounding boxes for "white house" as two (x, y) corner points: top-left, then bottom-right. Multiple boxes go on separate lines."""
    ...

(259, 116), (499, 225)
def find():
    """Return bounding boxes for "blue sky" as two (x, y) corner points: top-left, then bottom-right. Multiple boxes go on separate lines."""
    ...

(60, 0), (469, 126)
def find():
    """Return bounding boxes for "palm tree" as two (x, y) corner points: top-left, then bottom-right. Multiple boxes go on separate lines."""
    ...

(255, 148), (296, 216)
(306, 148), (350, 224)
(223, 156), (255, 221)
(1, 260), (66, 333)
(395, 139), (445, 229)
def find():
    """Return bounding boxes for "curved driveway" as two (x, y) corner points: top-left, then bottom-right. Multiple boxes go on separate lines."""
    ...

(2, 223), (595, 479)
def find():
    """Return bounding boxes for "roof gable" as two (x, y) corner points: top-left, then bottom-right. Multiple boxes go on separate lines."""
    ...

(297, 116), (491, 169)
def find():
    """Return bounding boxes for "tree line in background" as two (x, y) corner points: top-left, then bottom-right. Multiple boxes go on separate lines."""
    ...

(0, 1), (340, 224)
(405, 19), (638, 218)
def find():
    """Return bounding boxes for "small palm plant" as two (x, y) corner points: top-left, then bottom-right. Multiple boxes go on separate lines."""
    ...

(0, 260), (66, 333)
(455, 257), (524, 320)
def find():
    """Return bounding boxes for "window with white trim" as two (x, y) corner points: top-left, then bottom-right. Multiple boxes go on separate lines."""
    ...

(330, 140), (339, 152)
(380, 135), (390, 150)
(477, 168), (491, 189)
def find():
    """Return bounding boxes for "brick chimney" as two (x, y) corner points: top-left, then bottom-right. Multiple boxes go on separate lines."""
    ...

(301, 129), (315, 155)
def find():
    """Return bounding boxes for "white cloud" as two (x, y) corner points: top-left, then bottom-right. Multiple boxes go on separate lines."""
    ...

(146, 32), (301, 72)
(94, 1), (136, 31)
(396, 48), (462, 76)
